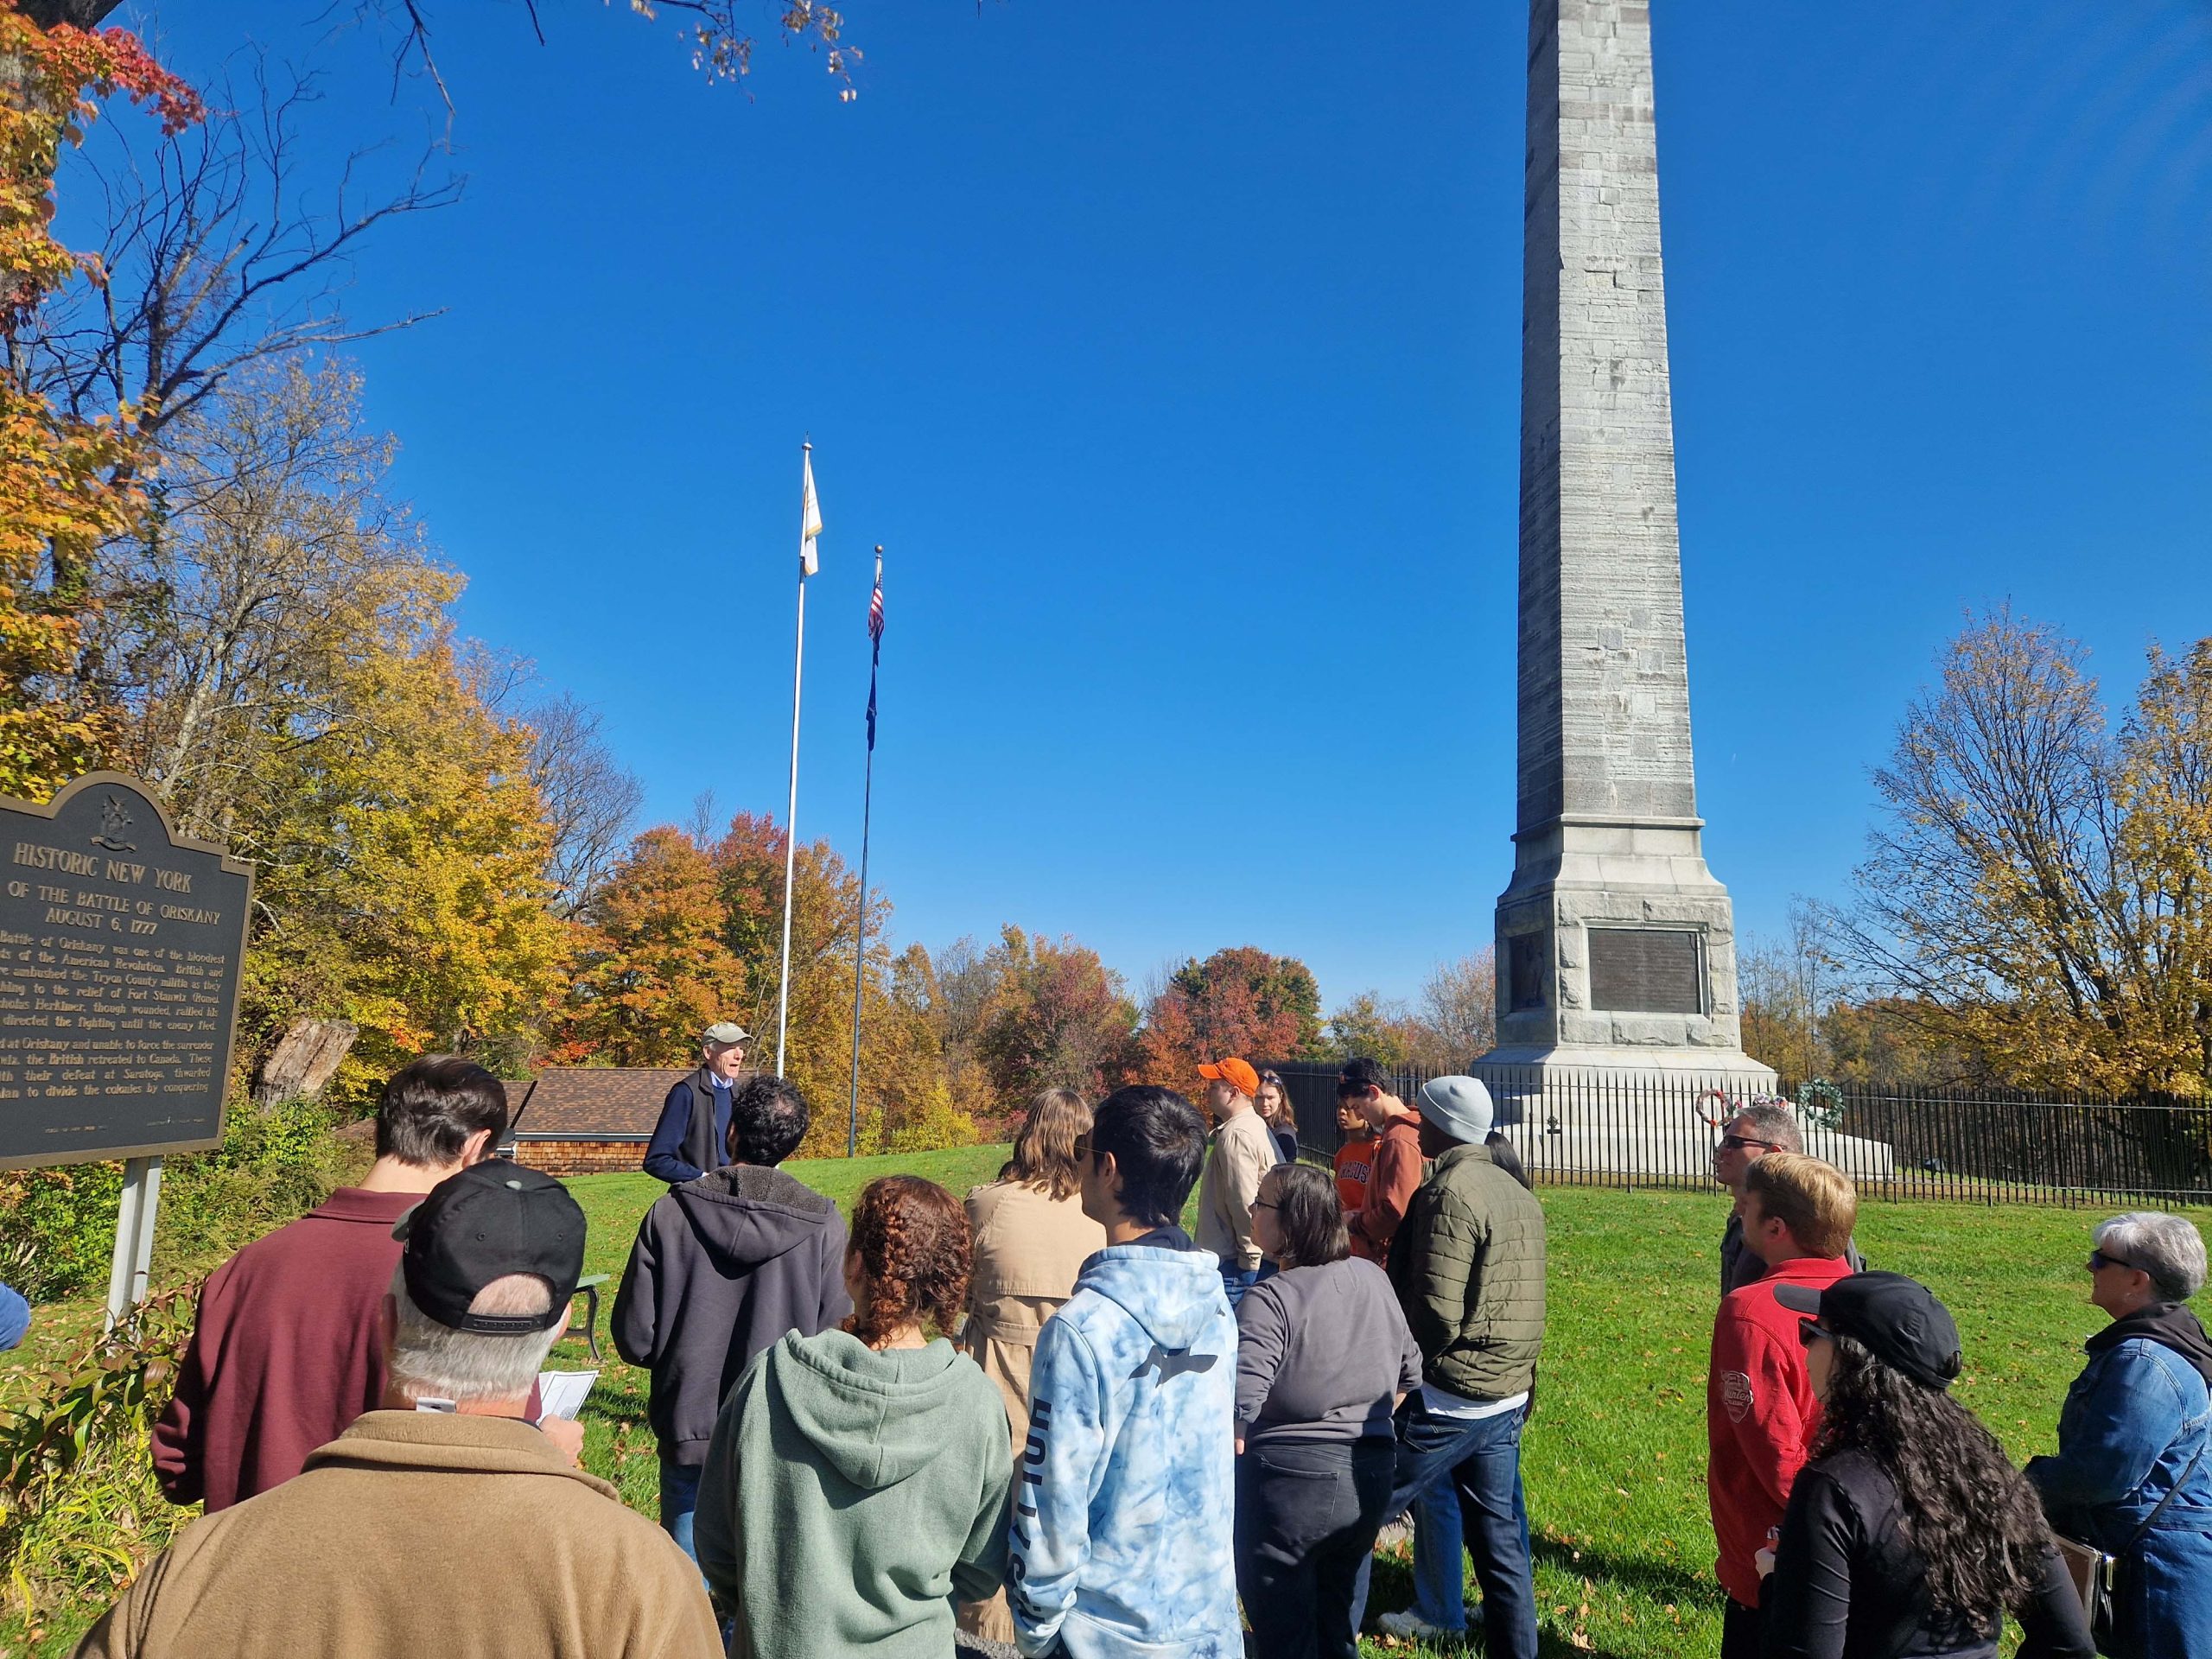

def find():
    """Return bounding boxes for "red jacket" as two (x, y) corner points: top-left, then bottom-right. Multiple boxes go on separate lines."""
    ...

(1706, 1251), (1853, 1607)
(1347, 1113), (1424, 1266)
(154, 1187), (419, 1511)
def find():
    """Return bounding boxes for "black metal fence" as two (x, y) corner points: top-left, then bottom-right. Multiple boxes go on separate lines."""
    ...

(1268, 1060), (2212, 1207)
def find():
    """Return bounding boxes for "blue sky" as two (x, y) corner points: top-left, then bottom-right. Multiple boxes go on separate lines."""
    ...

(126, 1), (2212, 1011)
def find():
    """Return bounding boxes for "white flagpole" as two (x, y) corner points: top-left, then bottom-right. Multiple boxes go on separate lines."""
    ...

(776, 441), (818, 1076)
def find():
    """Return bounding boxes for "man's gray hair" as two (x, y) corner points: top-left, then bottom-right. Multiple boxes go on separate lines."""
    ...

(386, 1267), (560, 1405)
(1731, 1102), (1802, 1154)
(2095, 1212), (2208, 1302)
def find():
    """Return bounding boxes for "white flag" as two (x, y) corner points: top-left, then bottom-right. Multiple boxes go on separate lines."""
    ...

(800, 449), (823, 578)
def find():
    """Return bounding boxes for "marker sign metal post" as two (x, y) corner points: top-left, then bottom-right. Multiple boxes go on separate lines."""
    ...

(0, 774), (253, 1324)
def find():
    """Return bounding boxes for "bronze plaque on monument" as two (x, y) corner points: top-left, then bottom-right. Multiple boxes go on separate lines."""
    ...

(0, 774), (252, 1170)
(1586, 927), (1702, 1014)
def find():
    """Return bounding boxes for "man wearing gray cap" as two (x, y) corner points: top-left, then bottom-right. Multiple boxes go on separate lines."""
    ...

(1353, 1075), (1546, 1659)
(643, 1021), (753, 1185)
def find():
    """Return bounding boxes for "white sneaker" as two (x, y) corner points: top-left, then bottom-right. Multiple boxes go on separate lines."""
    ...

(1376, 1609), (1467, 1643)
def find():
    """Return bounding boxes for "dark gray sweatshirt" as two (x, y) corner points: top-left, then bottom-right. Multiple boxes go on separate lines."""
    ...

(1234, 1255), (1423, 1445)
(613, 1163), (854, 1465)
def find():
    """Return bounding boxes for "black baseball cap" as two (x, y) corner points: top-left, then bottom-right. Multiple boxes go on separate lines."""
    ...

(1773, 1271), (1964, 1392)
(393, 1162), (586, 1334)
(1338, 1057), (1390, 1096)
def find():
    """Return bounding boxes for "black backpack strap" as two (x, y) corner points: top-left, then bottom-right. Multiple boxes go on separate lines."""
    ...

(2122, 1435), (2208, 1555)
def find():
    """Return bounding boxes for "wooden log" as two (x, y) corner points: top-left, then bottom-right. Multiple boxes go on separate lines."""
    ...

(253, 1018), (359, 1107)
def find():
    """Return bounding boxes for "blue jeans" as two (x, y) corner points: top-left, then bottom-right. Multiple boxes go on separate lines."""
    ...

(1222, 1261), (1276, 1309)
(659, 1459), (703, 1564)
(1351, 1399), (1537, 1659)
(1410, 1464), (1468, 1632)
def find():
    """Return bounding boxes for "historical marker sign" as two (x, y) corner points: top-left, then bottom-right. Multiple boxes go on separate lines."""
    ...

(0, 773), (252, 1171)
(1586, 927), (1703, 1016)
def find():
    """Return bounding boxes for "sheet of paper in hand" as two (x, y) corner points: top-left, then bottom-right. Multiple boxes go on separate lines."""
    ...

(537, 1370), (599, 1421)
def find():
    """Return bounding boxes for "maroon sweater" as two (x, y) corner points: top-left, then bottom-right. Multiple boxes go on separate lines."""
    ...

(154, 1187), (420, 1512)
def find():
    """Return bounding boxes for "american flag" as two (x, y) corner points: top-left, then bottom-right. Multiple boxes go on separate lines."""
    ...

(865, 546), (884, 751)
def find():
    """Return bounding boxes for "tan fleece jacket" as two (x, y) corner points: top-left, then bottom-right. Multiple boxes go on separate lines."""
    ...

(76, 1412), (721, 1659)
(1197, 1108), (1279, 1269)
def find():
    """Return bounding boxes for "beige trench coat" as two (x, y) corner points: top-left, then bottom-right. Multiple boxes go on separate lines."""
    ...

(955, 1177), (1105, 1642)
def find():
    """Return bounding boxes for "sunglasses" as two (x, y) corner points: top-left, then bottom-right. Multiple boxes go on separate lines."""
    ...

(1072, 1136), (1092, 1161)
(1717, 1134), (1783, 1152)
(2088, 1250), (2138, 1273)
(1796, 1320), (1835, 1347)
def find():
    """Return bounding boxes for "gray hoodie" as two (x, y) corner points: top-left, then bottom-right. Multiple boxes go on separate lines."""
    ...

(612, 1164), (853, 1465)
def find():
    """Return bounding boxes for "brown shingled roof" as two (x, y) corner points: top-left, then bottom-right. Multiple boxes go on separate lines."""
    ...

(505, 1067), (694, 1141)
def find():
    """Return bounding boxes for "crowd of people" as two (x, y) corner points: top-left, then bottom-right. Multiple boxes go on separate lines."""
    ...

(1701, 1103), (2212, 1659)
(43, 1028), (2212, 1658)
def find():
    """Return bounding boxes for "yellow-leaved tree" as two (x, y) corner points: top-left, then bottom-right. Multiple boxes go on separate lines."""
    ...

(240, 632), (572, 1094)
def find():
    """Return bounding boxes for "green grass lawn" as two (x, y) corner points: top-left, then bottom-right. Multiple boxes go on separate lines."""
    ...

(6, 1148), (2187, 1659)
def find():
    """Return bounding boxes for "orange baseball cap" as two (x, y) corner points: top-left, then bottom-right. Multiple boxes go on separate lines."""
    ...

(1198, 1058), (1261, 1096)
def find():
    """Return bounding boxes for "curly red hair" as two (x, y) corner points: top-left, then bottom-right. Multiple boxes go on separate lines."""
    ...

(843, 1176), (972, 1349)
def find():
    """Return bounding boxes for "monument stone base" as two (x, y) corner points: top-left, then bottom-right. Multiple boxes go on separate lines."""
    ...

(1489, 813), (1768, 1067)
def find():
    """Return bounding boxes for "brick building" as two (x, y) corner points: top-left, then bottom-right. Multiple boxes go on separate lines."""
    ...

(500, 1067), (691, 1177)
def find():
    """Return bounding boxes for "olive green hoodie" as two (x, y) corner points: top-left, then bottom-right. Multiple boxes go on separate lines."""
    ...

(696, 1328), (1014, 1659)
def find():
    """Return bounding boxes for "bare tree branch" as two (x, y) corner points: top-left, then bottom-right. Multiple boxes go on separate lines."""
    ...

(31, 54), (461, 448)
(524, 692), (645, 917)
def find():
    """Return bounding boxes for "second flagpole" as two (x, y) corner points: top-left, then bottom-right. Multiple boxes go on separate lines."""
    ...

(848, 545), (884, 1154)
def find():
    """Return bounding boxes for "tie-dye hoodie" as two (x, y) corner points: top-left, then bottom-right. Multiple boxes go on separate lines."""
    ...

(1008, 1231), (1241, 1659)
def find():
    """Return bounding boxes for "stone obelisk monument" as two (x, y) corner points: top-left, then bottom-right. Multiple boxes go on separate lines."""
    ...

(1484, 0), (1770, 1085)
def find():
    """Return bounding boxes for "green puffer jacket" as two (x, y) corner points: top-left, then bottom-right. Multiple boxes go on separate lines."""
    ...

(1389, 1141), (1546, 1401)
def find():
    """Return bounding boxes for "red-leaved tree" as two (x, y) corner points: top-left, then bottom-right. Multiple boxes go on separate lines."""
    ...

(1141, 944), (1325, 1086)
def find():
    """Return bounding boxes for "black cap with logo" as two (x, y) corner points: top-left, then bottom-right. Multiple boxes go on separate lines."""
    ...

(1773, 1271), (1964, 1391)
(393, 1162), (586, 1334)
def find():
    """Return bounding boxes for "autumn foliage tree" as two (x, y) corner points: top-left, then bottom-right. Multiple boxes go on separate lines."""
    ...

(555, 813), (968, 1157)
(0, 8), (199, 797)
(236, 633), (571, 1090)
(1839, 609), (2212, 1096)
(561, 827), (746, 1066)
(1316, 952), (1497, 1072)
(976, 925), (1141, 1105)
(1141, 944), (1324, 1083)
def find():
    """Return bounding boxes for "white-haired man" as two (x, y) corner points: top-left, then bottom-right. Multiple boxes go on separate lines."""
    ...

(644, 1020), (754, 1185)
(77, 1164), (720, 1659)
(1713, 1102), (1862, 1296)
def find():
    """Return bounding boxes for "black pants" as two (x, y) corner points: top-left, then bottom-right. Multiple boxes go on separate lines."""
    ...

(1721, 1596), (1765, 1659)
(1236, 1436), (1395, 1659)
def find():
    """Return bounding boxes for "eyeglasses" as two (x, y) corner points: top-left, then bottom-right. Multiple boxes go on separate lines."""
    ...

(1796, 1320), (1834, 1347)
(2088, 1250), (2138, 1273)
(1072, 1136), (1092, 1162)
(1717, 1134), (1782, 1152)
(1252, 1199), (1278, 1212)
